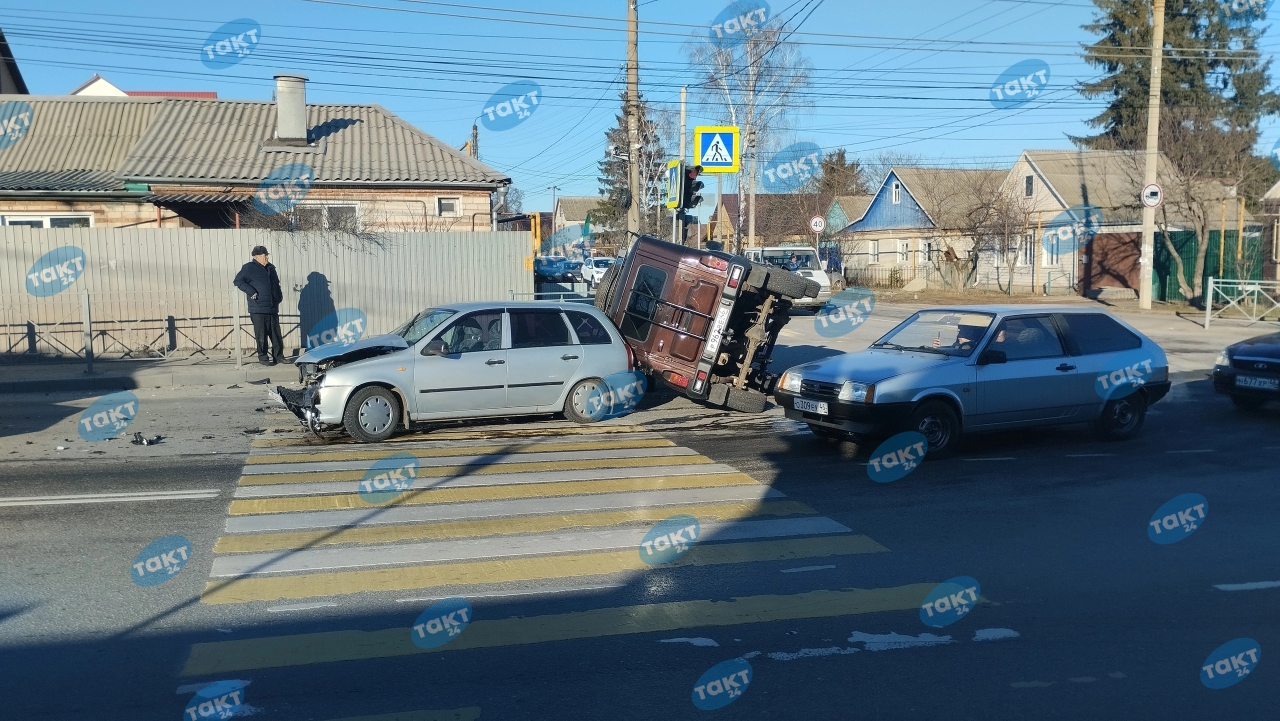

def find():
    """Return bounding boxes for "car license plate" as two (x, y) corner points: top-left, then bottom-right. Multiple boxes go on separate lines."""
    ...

(794, 398), (828, 415)
(702, 305), (732, 360)
(1236, 375), (1279, 391)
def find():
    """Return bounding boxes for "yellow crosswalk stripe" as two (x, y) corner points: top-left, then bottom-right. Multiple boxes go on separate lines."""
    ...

(183, 582), (931, 675)
(200, 535), (889, 605)
(228, 472), (758, 515)
(324, 709), (481, 721)
(247, 437), (675, 465)
(251, 424), (650, 448)
(238, 454), (715, 486)
(214, 500), (817, 554)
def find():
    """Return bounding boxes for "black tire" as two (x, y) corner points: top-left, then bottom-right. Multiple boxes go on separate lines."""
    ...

(906, 400), (961, 459)
(564, 378), (604, 424)
(343, 386), (400, 443)
(594, 264), (622, 314)
(1231, 394), (1267, 411)
(1096, 393), (1147, 440)
(743, 262), (818, 300)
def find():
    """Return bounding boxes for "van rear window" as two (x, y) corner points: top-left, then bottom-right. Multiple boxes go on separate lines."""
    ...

(620, 265), (668, 343)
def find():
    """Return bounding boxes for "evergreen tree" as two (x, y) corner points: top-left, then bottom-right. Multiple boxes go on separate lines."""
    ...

(1076, 0), (1279, 151)
(594, 94), (669, 253)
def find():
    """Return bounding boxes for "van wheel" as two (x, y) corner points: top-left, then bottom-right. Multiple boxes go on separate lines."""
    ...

(1096, 393), (1147, 440)
(564, 378), (604, 424)
(594, 265), (622, 313)
(724, 387), (768, 413)
(343, 386), (400, 443)
(907, 401), (960, 459)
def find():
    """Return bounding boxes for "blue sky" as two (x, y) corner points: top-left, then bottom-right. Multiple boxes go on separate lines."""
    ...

(2, 0), (1277, 214)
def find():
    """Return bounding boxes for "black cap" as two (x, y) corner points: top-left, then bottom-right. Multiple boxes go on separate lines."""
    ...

(251, 245), (269, 256)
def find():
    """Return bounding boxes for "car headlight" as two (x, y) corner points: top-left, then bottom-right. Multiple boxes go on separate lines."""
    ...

(780, 371), (803, 393)
(1214, 349), (1230, 367)
(838, 381), (870, 402)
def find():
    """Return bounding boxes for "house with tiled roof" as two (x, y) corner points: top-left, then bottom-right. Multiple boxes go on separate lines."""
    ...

(0, 73), (509, 230)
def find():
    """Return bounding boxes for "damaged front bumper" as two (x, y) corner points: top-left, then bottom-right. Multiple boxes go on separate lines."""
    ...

(272, 383), (351, 433)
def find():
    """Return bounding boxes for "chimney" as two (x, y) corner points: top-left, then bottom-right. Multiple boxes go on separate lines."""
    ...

(274, 74), (308, 145)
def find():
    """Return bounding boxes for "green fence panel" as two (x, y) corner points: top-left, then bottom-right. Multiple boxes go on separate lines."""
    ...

(1152, 229), (1264, 303)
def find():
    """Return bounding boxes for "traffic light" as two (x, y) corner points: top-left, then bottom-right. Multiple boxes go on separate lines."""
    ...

(681, 164), (704, 210)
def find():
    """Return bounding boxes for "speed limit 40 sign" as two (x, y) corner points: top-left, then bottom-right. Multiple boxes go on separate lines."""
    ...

(809, 216), (826, 233)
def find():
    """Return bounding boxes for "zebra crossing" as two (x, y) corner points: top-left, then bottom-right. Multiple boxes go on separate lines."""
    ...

(200, 422), (885, 607)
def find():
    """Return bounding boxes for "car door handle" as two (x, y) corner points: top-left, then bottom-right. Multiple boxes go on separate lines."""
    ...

(561, 354), (580, 361)
(486, 359), (505, 365)
(1056, 363), (1076, 372)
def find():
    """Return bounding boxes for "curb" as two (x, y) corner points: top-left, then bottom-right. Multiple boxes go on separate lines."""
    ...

(0, 366), (296, 394)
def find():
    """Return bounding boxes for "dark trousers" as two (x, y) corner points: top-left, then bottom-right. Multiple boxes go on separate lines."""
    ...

(250, 313), (284, 362)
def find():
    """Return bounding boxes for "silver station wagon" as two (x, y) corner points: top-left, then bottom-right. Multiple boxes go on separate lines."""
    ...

(774, 305), (1172, 457)
(279, 301), (633, 442)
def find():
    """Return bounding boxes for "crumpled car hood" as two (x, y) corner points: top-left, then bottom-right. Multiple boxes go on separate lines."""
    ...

(295, 333), (408, 364)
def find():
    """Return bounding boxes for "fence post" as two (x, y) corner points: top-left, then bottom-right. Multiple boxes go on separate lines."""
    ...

(1204, 277), (1213, 329)
(82, 291), (94, 375)
(233, 297), (242, 369)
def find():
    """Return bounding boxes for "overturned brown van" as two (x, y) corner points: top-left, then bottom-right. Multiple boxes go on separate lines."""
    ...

(595, 235), (819, 412)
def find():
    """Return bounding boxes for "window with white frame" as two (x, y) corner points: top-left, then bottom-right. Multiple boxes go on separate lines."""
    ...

(437, 197), (460, 217)
(891, 182), (901, 204)
(1020, 235), (1035, 266)
(1042, 231), (1060, 267)
(898, 240), (910, 263)
(868, 240), (880, 264)
(0, 215), (92, 228)
(1024, 175), (1034, 197)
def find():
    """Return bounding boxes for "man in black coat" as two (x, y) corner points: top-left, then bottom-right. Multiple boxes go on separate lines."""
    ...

(233, 245), (285, 365)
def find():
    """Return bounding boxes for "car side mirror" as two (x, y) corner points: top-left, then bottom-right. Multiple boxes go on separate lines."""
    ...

(421, 338), (448, 356)
(977, 349), (1007, 366)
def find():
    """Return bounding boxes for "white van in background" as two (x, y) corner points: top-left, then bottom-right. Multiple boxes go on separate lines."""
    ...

(743, 245), (831, 311)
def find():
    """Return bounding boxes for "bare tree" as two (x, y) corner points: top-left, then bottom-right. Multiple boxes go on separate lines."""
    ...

(687, 21), (813, 250)
(897, 167), (1007, 292)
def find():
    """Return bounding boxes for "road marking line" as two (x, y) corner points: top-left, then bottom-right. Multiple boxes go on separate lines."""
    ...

(0, 489), (220, 507)
(232, 463), (739, 499)
(267, 602), (339, 613)
(242, 446), (699, 476)
(395, 584), (625, 603)
(1165, 449), (1214, 454)
(781, 565), (836, 574)
(182, 582), (931, 675)
(247, 437), (675, 465)
(322, 707), (482, 721)
(209, 517), (853, 577)
(1213, 580), (1280, 591)
(199, 535), (889, 605)
(224, 486), (786, 534)
(213, 500), (817, 554)
(228, 472), (759, 516)
(250, 424), (650, 447)
(961, 457), (1015, 462)
(237, 454), (715, 486)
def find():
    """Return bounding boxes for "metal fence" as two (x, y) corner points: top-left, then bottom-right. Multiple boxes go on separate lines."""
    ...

(1, 228), (534, 363)
(1203, 278), (1280, 328)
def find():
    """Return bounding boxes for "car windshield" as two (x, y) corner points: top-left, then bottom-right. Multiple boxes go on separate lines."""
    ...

(762, 251), (818, 269)
(392, 308), (456, 344)
(874, 310), (995, 357)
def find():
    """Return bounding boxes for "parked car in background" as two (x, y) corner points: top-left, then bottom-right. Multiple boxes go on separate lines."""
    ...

(535, 256), (575, 284)
(775, 306), (1171, 457)
(1213, 330), (1280, 410)
(582, 256), (616, 288)
(278, 301), (632, 442)
(565, 261), (585, 284)
(743, 245), (831, 311)
(595, 234), (820, 413)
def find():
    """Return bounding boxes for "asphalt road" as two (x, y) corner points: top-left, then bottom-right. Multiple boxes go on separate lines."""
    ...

(0, 309), (1277, 720)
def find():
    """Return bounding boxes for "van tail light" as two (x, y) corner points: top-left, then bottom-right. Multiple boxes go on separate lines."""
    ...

(625, 342), (635, 371)
(663, 370), (690, 389)
(727, 265), (743, 288)
(700, 256), (729, 271)
(696, 370), (707, 382)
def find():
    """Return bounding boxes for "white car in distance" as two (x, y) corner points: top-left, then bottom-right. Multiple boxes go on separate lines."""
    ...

(581, 256), (617, 288)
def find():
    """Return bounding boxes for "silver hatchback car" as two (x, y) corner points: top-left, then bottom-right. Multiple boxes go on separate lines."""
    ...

(774, 305), (1171, 457)
(280, 301), (634, 442)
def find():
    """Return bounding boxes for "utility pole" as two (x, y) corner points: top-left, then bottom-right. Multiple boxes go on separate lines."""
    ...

(675, 86), (687, 244)
(1137, 0), (1166, 310)
(747, 126), (757, 250)
(625, 0), (642, 238)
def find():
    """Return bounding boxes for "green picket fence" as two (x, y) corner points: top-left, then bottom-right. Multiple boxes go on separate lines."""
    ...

(1153, 229), (1265, 303)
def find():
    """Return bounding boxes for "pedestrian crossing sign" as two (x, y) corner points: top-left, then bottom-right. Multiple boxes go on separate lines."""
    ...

(694, 125), (740, 174)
